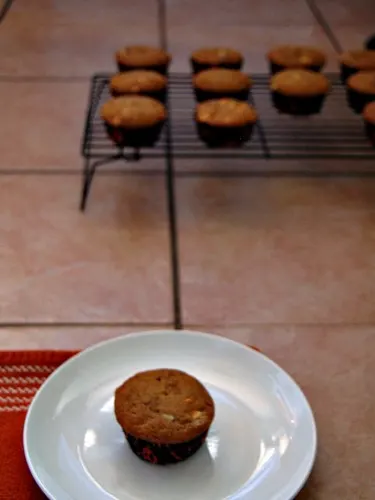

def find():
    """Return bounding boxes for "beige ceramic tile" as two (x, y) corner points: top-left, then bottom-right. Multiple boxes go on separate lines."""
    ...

(0, 0), (160, 76)
(185, 325), (375, 499)
(0, 176), (171, 323)
(0, 326), (173, 350)
(312, 1), (374, 53)
(177, 177), (375, 324)
(166, 0), (337, 72)
(173, 160), (375, 176)
(0, 81), (87, 170)
(313, 0), (375, 28)
(328, 28), (373, 53)
(166, 0), (317, 27)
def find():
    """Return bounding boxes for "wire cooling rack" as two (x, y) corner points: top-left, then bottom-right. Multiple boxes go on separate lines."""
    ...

(80, 72), (375, 210)
(82, 72), (375, 160)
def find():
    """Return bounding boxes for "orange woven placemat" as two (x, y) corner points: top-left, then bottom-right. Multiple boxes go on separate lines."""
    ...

(0, 351), (77, 500)
(0, 346), (261, 499)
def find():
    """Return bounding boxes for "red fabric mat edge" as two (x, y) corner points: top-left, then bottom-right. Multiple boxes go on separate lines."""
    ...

(0, 350), (79, 366)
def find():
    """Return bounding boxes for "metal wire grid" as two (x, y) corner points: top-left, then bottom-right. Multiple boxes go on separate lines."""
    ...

(82, 72), (375, 163)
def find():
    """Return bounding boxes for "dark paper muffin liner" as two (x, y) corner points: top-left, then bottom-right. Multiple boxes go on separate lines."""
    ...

(124, 429), (208, 465)
(117, 62), (169, 76)
(365, 35), (375, 51)
(271, 91), (326, 116)
(196, 121), (254, 148)
(105, 121), (165, 148)
(193, 87), (250, 103)
(191, 59), (243, 75)
(340, 63), (360, 84)
(346, 87), (375, 114)
(110, 88), (167, 103)
(364, 121), (375, 146)
(269, 61), (324, 76)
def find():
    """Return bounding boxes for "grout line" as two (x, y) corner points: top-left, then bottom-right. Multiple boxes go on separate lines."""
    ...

(158, 0), (183, 330)
(2, 321), (375, 330)
(0, 0), (14, 24)
(184, 322), (375, 329)
(249, 94), (271, 158)
(164, 114), (183, 330)
(175, 170), (375, 178)
(0, 75), (91, 82)
(0, 169), (165, 176)
(1, 168), (375, 178)
(305, 0), (343, 53)
(0, 322), (173, 329)
(157, 0), (168, 52)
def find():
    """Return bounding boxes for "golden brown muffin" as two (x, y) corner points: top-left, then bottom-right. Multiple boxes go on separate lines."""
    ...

(101, 96), (166, 128)
(270, 69), (330, 115)
(193, 68), (252, 102)
(267, 45), (326, 74)
(270, 69), (330, 96)
(110, 71), (167, 94)
(109, 70), (167, 101)
(191, 47), (243, 73)
(346, 71), (375, 113)
(101, 96), (166, 148)
(340, 50), (375, 83)
(115, 369), (214, 443)
(196, 98), (257, 126)
(194, 69), (251, 93)
(363, 101), (375, 146)
(114, 369), (215, 464)
(115, 45), (171, 74)
(340, 50), (375, 71)
(347, 71), (375, 93)
(196, 98), (257, 147)
(363, 101), (375, 123)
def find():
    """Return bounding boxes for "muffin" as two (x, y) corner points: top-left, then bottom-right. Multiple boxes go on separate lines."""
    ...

(195, 98), (257, 147)
(191, 47), (243, 74)
(114, 369), (215, 465)
(101, 96), (166, 148)
(339, 50), (375, 83)
(193, 68), (252, 102)
(363, 101), (375, 146)
(346, 71), (375, 113)
(270, 69), (331, 115)
(267, 45), (326, 75)
(115, 45), (171, 75)
(109, 70), (167, 102)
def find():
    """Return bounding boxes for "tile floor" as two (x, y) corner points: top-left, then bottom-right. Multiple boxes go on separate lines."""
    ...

(1, 0), (375, 497)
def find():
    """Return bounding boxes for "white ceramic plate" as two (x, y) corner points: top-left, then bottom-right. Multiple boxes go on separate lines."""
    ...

(24, 330), (316, 500)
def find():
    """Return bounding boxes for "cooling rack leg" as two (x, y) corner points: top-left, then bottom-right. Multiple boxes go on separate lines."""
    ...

(80, 159), (93, 212)
(134, 148), (141, 161)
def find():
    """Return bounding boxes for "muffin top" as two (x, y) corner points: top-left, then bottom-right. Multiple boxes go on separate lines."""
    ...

(270, 69), (331, 96)
(196, 98), (257, 126)
(110, 70), (167, 94)
(101, 96), (166, 128)
(191, 47), (243, 65)
(114, 369), (215, 444)
(115, 45), (171, 67)
(339, 50), (375, 70)
(363, 101), (375, 123)
(193, 68), (252, 92)
(267, 45), (326, 68)
(347, 71), (375, 93)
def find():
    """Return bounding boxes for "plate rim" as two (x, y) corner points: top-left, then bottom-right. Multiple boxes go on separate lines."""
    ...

(23, 329), (317, 500)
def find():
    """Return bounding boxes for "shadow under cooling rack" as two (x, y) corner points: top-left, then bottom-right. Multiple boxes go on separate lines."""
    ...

(82, 73), (375, 170)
